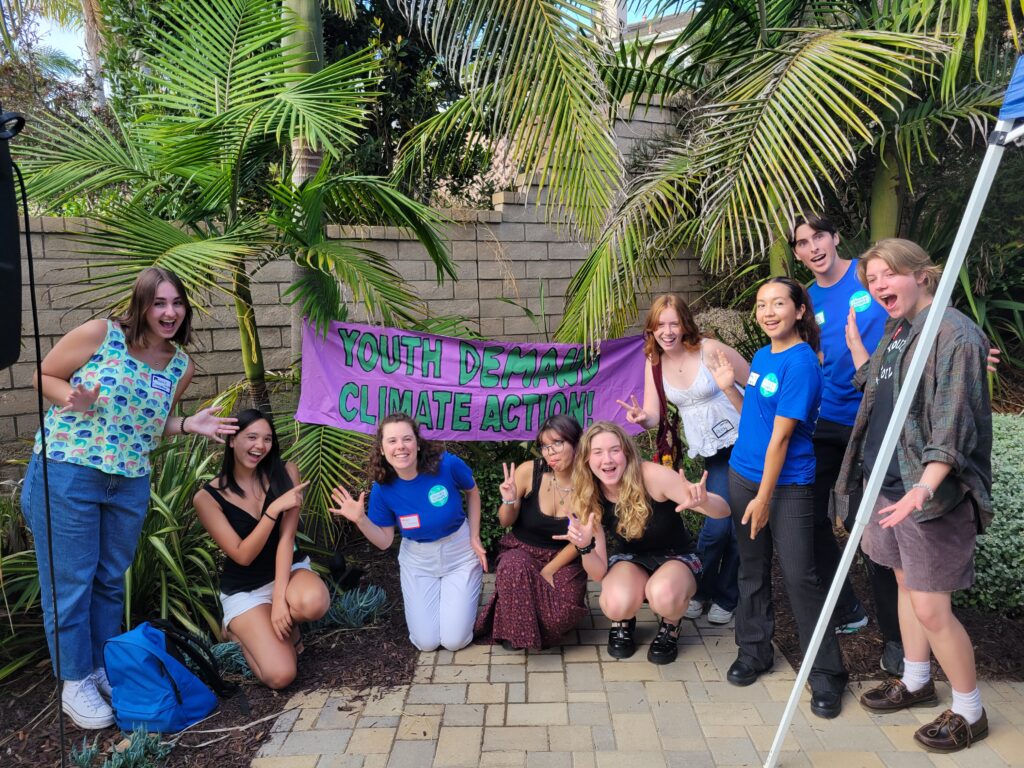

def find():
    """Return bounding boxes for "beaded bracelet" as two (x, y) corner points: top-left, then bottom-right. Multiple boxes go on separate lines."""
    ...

(911, 482), (935, 501)
(575, 537), (596, 555)
(180, 415), (188, 435)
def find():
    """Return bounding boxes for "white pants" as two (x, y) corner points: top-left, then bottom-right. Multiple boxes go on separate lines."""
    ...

(398, 520), (482, 652)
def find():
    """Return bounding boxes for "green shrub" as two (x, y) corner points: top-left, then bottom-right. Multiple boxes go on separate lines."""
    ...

(955, 413), (1024, 614)
(449, 440), (534, 552)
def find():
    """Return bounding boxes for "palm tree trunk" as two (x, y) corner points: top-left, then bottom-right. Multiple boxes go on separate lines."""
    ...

(81, 0), (106, 108)
(285, 0), (326, 360)
(869, 142), (902, 241)
(233, 267), (271, 412)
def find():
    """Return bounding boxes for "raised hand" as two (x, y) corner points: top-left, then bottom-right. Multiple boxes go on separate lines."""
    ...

(60, 382), (101, 413)
(552, 512), (595, 549)
(675, 469), (708, 512)
(615, 394), (648, 426)
(186, 405), (239, 444)
(329, 485), (367, 524)
(500, 462), (518, 503)
(266, 481), (310, 520)
(707, 348), (735, 391)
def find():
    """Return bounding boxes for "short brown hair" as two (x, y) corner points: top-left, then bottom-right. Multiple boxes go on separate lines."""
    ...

(115, 267), (194, 348)
(857, 239), (942, 295)
(641, 294), (703, 361)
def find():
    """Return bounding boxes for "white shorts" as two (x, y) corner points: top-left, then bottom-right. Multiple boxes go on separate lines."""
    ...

(219, 558), (313, 631)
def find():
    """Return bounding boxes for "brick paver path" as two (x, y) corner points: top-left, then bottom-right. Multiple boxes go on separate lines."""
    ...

(253, 578), (1024, 767)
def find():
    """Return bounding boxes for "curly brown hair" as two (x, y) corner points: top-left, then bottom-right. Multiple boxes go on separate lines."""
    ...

(368, 412), (444, 484)
(642, 294), (703, 362)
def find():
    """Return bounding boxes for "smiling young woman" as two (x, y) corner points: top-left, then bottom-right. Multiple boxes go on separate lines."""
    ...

(20, 267), (237, 729)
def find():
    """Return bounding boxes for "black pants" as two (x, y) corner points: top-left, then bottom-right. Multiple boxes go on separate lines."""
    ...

(813, 419), (901, 643)
(730, 469), (847, 693)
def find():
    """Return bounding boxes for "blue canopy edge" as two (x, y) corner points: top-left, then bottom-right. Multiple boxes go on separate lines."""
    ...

(999, 56), (1024, 120)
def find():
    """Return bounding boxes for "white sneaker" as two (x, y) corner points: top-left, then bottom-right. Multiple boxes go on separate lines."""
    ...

(62, 677), (115, 729)
(707, 603), (734, 625)
(91, 667), (113, 700)
(684, 598), (704, 620)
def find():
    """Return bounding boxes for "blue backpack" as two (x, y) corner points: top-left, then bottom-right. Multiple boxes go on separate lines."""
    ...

(104, 620), (241, 733)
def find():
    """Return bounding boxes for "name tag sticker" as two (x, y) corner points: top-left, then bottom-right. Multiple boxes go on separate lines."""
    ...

(150, 373), (173, 395)
(399, 514), (421, 530)
(747, 372), (760, 387)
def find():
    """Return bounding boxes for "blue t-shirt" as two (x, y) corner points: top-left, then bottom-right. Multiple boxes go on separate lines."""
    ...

(367, 451), (476, 542)
(729, 342), (823, 485)
(807, 260), (888, 426)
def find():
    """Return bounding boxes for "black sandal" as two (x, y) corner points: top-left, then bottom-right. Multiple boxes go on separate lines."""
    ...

(607, 617), (637, 659)
(647, 619), (680, 665)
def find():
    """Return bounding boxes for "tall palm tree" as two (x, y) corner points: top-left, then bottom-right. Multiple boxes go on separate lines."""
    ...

(20, 0), (454, 410)
(550, 0), (1020, 342)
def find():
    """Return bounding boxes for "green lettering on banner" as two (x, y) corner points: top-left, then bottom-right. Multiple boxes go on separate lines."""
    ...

(339, 382), (360, 420)
(480, 347), (502, 388)
(422, 338), (443, 379)
(500, 394), (521, 430)
(451, 393), (472, 431)
(432, 390), (454, 428)
(500, 348), (537, 389)
(414, 390), (434, 429)
(536, 348), (559, 387)
(356, 333), (380, 373)
(378, 334), (402, 374)
(556, 348), (581, 387)
(387, 388), (413, 415)
(459, 342), (481, 385)
(338, 327), (360, 367)
(579, 353), (600, 385)
(567, 391), (588, 425)
(480, 395), (502, 431)
(399, 336), (422, 375)
(520, 393), (542, 431)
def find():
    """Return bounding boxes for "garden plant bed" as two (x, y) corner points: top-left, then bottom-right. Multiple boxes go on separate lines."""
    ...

(0, 539), (417, 768)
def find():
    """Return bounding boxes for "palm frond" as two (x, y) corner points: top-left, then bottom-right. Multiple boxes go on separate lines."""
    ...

(284, 423), (373, 545)
(392, 0), (623, 238)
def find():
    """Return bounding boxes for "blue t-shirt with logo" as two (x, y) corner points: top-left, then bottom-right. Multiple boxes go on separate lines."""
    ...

(729, 342), (823, 485)
(807, 260), (888, 426)
(367, 451), (476, 542)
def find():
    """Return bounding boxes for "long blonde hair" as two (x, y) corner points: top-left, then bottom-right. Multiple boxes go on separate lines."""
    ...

(571, 421), (651, 540)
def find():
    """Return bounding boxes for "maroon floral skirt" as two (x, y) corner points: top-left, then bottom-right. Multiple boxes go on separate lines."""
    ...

(474, 532), (589, 650)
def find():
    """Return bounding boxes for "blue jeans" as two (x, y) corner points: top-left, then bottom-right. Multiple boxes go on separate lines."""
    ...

(694, 448), (739, 611)
(21, 455), (151, 680)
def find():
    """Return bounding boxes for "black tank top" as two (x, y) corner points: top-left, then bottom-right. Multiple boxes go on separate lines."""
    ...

(205, 484), (303, 595)
(511, 460), (570, 549)
(600, 494), (695, 557)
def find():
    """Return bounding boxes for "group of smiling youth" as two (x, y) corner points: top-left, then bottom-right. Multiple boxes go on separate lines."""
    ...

(25, 215), (992, 755)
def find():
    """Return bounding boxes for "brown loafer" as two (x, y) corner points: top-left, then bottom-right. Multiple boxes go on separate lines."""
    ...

(860, 678), (938, 711)
(914, 709), (988, 753)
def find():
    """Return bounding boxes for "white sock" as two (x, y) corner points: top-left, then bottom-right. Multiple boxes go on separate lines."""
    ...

(901, 659), (931, 692)
(951, 687), (984, 724)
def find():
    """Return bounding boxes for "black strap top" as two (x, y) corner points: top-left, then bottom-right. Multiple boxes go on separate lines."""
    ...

(511, 460), (571, 549)
(600, 494), (695, 557)
(205, 484), (303, 595)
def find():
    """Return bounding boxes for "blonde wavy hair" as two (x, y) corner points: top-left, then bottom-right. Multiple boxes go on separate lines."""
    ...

(571, 421), (651, 540)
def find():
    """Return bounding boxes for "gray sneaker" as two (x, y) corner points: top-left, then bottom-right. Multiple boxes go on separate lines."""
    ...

(684, 599), (704, 620)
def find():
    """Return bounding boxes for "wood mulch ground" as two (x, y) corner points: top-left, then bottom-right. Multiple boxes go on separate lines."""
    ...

(3, 535), (1022, 768)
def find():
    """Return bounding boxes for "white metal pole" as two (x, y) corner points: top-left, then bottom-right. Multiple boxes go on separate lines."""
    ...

(763, 117), (1017, 768)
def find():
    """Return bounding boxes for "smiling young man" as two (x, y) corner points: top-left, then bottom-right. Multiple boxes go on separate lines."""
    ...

(789, 213), (904, 673)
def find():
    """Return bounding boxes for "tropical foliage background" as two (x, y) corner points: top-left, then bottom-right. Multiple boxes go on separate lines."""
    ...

(2, 0), (1023, 681)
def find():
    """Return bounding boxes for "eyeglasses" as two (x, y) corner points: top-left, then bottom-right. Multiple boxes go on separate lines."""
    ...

(539, 440), (566, 455)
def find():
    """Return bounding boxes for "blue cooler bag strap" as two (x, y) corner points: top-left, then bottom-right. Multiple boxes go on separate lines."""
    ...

(148, 619), (250, 715)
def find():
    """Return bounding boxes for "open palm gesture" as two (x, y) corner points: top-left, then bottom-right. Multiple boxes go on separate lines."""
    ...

(329, 485), (367, 524)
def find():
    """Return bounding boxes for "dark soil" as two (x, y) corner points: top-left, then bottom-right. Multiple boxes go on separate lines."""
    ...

(0, 539), (417, 768)
(771, 540), (1024, 682)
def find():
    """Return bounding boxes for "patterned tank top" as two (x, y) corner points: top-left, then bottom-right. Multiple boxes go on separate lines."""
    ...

(34, 321), (189, 477)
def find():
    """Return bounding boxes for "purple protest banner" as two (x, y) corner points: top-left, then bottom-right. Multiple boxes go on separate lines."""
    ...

(296, 321), (646, 440)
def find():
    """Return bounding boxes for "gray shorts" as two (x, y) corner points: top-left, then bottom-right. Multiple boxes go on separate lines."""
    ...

(861, 492), (976, 593)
